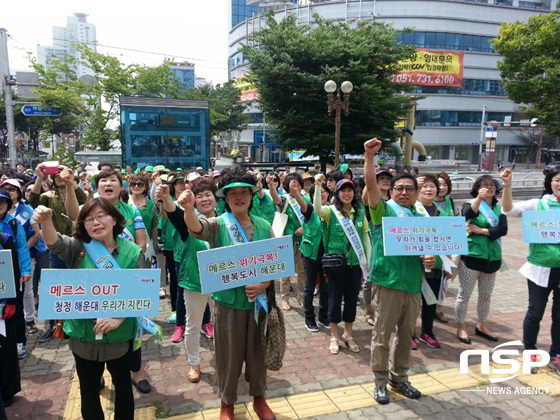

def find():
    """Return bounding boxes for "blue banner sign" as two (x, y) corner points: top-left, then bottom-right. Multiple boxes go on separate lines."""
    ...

(382, 217), (468, 256)
(522, 211), (560, 243)
(0, 250), (16, 299)
(197, 236), (295, 294)
(21, 105), (62, 116)
(38, 269), (161, 320)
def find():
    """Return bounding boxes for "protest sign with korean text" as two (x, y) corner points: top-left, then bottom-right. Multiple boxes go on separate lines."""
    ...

(382, 217), (468, 256)
(0, 250), (16, 299)
(197, 236), (295, 294)
(522, 211), (560, 244)
(38, 269), (161, 320)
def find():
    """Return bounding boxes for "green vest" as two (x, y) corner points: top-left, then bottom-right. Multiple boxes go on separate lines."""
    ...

(466, 200), (502, 262)
(300, 211), (323, 261)
(178, 235), (208, 292)
(115, 201), (138, 241)
(283, 195), (311, 242)
(136, 199), (155, 240)
(369, 203), (425, 294)
(62, 237), (141, 343)
(211, 215), (271, 310)
(250, 193), (276, 225)
(325, 207), (366, 266)
(528, 199), (560, 268)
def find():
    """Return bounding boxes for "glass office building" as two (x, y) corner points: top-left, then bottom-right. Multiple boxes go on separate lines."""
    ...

(120, 96), (210, 170)
(229, 0), (557, 164)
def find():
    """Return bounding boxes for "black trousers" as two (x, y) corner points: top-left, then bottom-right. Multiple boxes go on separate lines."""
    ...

(326, 265), (362, 324)
(73, 352), (134, 420)
(421, 270), (442, 336)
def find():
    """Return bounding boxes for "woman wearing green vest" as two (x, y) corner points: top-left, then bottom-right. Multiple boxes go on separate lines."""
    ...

(501, 167), (560, 374)
(314, 175), (371, 355)
(455, 175), (508, 344)
(414, 174), (451, 349)
(433, 171), (459, 324)
(33, 198), (143, 420)
(181, 168), (277, 420)
(156, 177), (217, 384)
(128, 173), (158, 263)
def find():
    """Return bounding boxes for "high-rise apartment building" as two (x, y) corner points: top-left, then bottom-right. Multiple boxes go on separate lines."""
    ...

(168, 61), (196, 90)
(37, 13), (97, 79)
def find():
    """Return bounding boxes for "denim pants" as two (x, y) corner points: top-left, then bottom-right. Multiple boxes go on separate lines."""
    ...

(523, 269), (560, 357)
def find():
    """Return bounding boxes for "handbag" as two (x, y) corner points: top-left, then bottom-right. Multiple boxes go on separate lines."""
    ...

(260, 281), (286, 371)
(271, 196), (290, 238)
(52, 320), (68, 340)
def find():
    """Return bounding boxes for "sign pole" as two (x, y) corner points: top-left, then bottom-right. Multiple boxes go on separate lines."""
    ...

(0, 28), (17, 169)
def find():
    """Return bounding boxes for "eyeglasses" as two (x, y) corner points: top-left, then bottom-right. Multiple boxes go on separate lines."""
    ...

(392, 186), (416, 193)
(83, 213), (110, 226)
(129, 182), (145, 188)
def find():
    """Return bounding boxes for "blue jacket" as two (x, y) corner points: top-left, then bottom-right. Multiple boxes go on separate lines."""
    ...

(0, 214), (32, 275)
(14, 202), (47, 258)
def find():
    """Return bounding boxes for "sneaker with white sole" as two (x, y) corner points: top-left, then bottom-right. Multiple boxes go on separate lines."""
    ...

(168, 311), (176, 323)
(17, 343), (26, 359)
(548, 354), (560, 375)
(171, 326), (185, 343)
(419, 333), (441, 348)
(305, 319), (319, 333)
(201, 323), (214, 339)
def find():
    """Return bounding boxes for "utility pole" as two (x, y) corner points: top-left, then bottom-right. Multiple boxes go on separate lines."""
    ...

(0, 28), (17, 169)
(477, 105), (486, 171)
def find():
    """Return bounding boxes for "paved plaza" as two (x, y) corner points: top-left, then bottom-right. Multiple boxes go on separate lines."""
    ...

(5, 215), (560, 419)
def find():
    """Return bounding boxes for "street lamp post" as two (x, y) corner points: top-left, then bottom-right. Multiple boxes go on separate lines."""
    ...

(324, 80), (353, 167)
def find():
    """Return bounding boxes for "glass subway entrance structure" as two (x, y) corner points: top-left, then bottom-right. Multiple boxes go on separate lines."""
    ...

(120, 96), (210, 170)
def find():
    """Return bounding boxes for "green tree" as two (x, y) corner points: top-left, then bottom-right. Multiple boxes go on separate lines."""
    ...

(31, 44), (181, 150)
(493, 10), (560, 137)
(241, 13), (416, 166)
(177, 81), (250, 138)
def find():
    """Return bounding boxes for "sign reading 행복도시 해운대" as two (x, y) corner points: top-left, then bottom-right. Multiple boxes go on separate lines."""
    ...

(38, 269), (161, 320)
(382, 217), (468, 256)
(197, 236), (295, 294)
(392, 49), (464, 87)
(522, 211), (560, 243)
(0, 250), (16, 299)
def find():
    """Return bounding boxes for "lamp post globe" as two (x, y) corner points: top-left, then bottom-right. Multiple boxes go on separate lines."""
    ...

(340, 81), (353, 94)
(324, 80), (337, 93)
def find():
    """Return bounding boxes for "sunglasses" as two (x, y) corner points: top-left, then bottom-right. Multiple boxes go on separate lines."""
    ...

(129, 182), (145, 188)
(4, 187), (18, 193)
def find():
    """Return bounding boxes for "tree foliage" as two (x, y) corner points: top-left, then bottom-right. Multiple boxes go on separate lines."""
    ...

(493, 10), (560, 137)
(31, 44), (181, 151)
(177, 81), (250, 138)
(241, 13), (416, 164)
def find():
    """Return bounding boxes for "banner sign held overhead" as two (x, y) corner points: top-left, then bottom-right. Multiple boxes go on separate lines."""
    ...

(382, 217), (468, 256)
(38, 269), (160, 320)
(522, 211), (560, 243)
(198, 236), (295, 294)
(0, 250), (16, 299)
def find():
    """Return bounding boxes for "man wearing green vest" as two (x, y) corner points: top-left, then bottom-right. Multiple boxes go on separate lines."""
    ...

(364, 138), (436, 405)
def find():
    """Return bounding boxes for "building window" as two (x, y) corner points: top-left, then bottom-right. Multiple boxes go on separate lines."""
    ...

(415, 110), (513, 127)
(398, 31), (496, 53)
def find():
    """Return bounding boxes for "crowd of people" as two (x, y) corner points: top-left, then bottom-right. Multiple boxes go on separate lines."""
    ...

(0, 140), (559, 419)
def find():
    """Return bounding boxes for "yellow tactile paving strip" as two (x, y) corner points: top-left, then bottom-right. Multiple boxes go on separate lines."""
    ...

(63, 363), (560, 419)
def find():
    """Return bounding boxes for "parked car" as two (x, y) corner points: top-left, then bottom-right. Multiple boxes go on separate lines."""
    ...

(545, 161), (560, 171)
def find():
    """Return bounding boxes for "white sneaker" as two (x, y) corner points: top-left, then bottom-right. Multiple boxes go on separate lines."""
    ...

(17, 343), (26, 359)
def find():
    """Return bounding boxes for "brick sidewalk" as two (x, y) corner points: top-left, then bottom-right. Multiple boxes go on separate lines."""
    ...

(6, 215), (559, 419)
